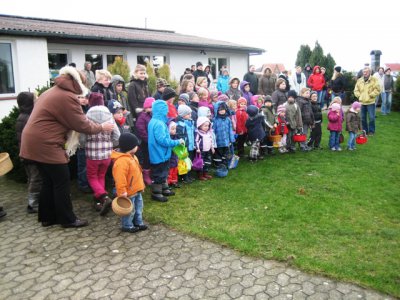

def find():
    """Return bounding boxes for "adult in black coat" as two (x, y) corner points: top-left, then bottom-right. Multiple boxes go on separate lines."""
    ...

(192, 62), (210, 87)
(243, 65), (259, 95)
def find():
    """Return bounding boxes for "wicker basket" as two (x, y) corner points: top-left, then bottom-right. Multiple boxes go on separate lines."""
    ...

(0, 153), (13, 176)
(268, 135), (282, 143)
(111, 196), (133, 216)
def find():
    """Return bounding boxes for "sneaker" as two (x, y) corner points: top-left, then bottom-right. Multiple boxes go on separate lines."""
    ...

(348, 148), (354, 151)
(134, 224), (149, 231)
(121, 227), (140, 233)
(336, 147), (342, 151)
(99, 195), (112, 216)
(331, 147), (336, 151)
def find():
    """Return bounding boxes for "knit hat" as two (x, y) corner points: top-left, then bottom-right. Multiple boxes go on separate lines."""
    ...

(119, 133), (140, 153)
(264, 95), (272, 103)
(198, 106), (211, 118)
(247, 105), (259, 117)
(331, 103), (341, 111)
(310, 91), (318, 100)
(143, 97), (155, 109)
(196, 61), (203, 68)
(178, 93), (190, 105)
(287, 90), (297, 99)
(162, 87), (177, 100)
(156, 78), (169, 88)
(107, 99), (124, 114)
(334, 66), (342, 73)
(178, 104), (192, 117)
(237, 97), (247, 106)
(88, 92), (104, 107)
(197, 116), (210, 129)
(351, 101), (361, 110)
(168, 121), (176, 131)
(277, 104), (286, 114)
(217, 94), (229, 102)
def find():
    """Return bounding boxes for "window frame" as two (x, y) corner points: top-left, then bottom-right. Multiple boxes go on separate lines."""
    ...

(0, 41), (17, 96)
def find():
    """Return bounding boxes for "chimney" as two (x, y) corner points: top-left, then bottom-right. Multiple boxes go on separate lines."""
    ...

(370, 50), (382, 72)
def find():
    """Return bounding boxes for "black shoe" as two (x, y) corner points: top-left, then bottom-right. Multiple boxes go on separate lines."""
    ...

(99, 195), (112, 216)
(162, 189), (175, 196)
(121, 226), (140, 233)
(27, 205), (38, 214)
(0, 210), (7, 219)
(61, 219), (88, 228)
(151, 193), (168, 202)
(41, 221), (56, 227)
(134, 224), (148, 231)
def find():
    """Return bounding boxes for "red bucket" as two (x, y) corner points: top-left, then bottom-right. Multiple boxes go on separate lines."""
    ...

(356, 131), (368, 144)
(293, 134), (307, 143)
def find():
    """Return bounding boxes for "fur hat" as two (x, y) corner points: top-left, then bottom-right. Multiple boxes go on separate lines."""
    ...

(178, 104), (192, 117)
(156, 78), (169, 88)
(331, 103), (341, 111)
(119, 133), (140, 153)
(277, 105), (286, 114)
(217, 94), (229, 102)
(264, 95), (272, 103)
(178, 93), (190, 105)
(197, 116), (210, 129)
(162, 87), (177, 100)
(196, 61), (203, 68)
(143, 97), (155, 109)
(59, 66), (88, 97)
(237, 97), (247, 106)
(287, 90), (297, 99)
(351, 101), (361, 110)
(247, 105), (259, 117)
(88, 92), (104, 107)
(107, 99), (124, 114)
(334, 66), (342, 73)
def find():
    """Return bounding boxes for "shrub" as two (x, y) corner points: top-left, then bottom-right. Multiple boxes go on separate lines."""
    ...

(392, 76), (400, 112)
(108, 56), (130, 83)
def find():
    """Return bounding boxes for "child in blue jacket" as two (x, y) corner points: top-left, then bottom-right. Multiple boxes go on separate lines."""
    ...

(148, 100), (183, 202)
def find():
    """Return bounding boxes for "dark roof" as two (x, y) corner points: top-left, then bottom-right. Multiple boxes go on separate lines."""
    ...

(0, 14), (264, 54)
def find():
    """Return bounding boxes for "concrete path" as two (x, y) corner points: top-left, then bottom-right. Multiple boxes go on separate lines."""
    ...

(0, 178), (395, 300)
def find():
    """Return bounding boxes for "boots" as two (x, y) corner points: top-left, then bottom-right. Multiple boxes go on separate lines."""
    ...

(161, 183), (175, 196)
(142, 169), (152, 186)
(203, 171), (212, 179)
(198, 171), (207, 181)
(151, 183), (168, 202)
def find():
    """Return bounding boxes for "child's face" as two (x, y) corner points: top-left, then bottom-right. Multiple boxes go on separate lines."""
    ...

(200, 80), (208, 88)
(78, 95), (88, 106)
(200, 122), (210, 131)
(239, 102), (246, 109)
(231, 81), (239, 89)
(144, 107), (152, 113)
(158, 86), (166, 93)
(311, 94), (318, 102)
(191, 95), (199, 103)
(229, 103), (237, 110)
(183, 114), (191, 120)
(115, 83), (123, 93)
(244, 85), (250, 92)
(98, 76), (111, 87)
(218, 109), (226, 115)
(178, 100), (185, 106)
(257, 98), (263, 105)
(200, 92), (208, 101)
(302, 90), (311, 98)
(279, 112), (286, 117)
(265, 102), (272, 107)
(169, 125), (176, 135)
(212, 95), (218, 102)
(137, 70), (146, 81)
(279, 82), (286, 90)
(355, 108), (361, 113)
(113, 110), (124, 121)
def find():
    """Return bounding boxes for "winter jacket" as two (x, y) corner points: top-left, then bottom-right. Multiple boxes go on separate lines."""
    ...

(243, 72), (259, 95)
(20, 68), (102, 164)
(284, 99), (303, 129)
(260, 105), (276, 129)
(289, 72), (307, 94)
(278, 74), (290, 92)
(166, 101), (178, 118)
(127, 78), (150, 118)
(345, 109), (361, 132)
(226, 88), (242, 101)
(246, 114), (266, 142)
(111, 151), (145, 197)
(311, 102), (322, 123)
(235, 109), (248, 134)
(354, 75), (381, 105)
(275, 115), (289, 135)
(327, 110), (343, 132)
(259, 74), (276, 96)
(135, 111), (152, 142)
(331, 74), (346, 93)
(384, 74), (395, 92)
(296, 96), (315, 126)
(307, 66), (326, 91)
(176, 116), (195, 151)
(303, 64), (313, 83)
(91, 82), (114, 107)
(16, 92), (34, 148)
(271, 89), (287, 111)
(195, 129), (214, 152)
(193, 69), (210, 86)
(189, 101), (199, 123)
(240, 81), (253, 106)
(148, 100), (180, 164)
(213, 102), (235, 147)
(217, 75), (230, 93)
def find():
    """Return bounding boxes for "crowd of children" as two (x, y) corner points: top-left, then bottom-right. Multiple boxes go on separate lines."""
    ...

(13, 63), (365, 230)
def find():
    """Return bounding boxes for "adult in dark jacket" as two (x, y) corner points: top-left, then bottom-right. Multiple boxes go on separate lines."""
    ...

(16, 92), (42, 213)
(243, 65), (259, 95)
(271, 78), (288, 112)
(278, 70), (290, 92)
(296, 88), (314, 151)
(20, 66), (115, 228)
(128, 64), (150, 120)
(308, 92), (323, 149)
(90, 70), (114, 107)
(330, 66), (346, 106)
(192, 62), (210, 87)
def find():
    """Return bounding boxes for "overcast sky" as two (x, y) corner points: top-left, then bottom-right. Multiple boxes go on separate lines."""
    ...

(2, 0), (398, 72)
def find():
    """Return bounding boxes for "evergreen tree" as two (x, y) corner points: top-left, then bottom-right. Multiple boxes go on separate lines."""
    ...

(324, 53), (336, 79)
(309, 41), (324, 67)
(107, 56), (130, 82)
(295, 45), (312, 68)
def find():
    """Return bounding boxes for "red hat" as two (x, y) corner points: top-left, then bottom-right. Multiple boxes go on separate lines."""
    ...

(88, 92), (104, 107)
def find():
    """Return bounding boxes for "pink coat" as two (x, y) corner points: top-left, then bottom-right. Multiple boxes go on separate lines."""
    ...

(327, 110), (343, 132)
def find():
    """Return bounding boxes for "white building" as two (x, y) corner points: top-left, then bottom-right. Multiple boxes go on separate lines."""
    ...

(0, 14), (264, 119)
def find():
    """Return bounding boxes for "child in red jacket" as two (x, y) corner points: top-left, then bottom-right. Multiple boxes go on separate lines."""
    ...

(235, 97), (248, 157)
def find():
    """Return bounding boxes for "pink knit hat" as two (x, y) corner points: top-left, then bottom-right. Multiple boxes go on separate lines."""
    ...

(143, 97), (155, 109)
(351, 101), (361, 110)
(277, 104), (286, 114)
(331, 103), (341, 111)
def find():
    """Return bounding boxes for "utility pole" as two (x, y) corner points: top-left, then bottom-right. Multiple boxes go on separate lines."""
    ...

(145, 18), (147, 29)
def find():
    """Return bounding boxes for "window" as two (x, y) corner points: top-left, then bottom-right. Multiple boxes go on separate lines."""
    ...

(48, 53), (68, 79)
(107, 55), (124, 67)
(85, 54), (103, 71)
(208, 57), (228, 79)
(137, 55), (166, 67)
(0, 43), (15, 94)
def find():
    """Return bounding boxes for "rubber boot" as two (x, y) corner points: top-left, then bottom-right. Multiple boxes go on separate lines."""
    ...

(151, 184), (168, 202)
(142, 169), (152, 186)
(198, 171), (207, 181)
(161, 183), (175, 196)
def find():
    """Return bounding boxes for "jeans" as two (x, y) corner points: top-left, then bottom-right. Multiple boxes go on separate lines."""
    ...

(315, 90), (324, 109)
(86, 158), (111, 198)
(300, 124), (311, 149)
(381, 92), (392, 114)
(348, 132), (356, 149)
(121, 193), (144, 229)
(320, 90), (326, 109)
(329, 131), (340, 149)
(361, 104), (376, 134)
(76, 148), (89, 188)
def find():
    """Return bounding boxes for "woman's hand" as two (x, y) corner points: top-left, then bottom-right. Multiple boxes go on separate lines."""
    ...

(101, 122), (114, 132)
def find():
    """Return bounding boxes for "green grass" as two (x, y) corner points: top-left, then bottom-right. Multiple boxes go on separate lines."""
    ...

(145, 112), (400, 297)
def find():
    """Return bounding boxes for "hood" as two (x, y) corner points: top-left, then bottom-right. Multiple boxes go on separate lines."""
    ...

(216, 101), (230, 117)
(198, 106), (211, 118)
(229, 77), (240, 85)
(17, 92), (35, 114)
(312, 66), (321, 74)
(240, 80), (250, 91)
(305, 63), (311, 69)
(247, 105), (259, 117)
(57, 66), (88, 96)
(151, 100), (168, 123)
(111, 74), (126, 91)
(111, 150), (132, 161)
(197, 116), (210, 128)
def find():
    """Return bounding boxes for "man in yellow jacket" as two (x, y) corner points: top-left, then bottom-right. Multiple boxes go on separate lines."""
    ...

(354, 67), (381, 135)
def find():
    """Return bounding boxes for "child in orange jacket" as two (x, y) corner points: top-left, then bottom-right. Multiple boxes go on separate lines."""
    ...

(111, 133), (148, 233)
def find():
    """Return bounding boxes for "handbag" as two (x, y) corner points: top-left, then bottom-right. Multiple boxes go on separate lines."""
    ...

(192, 152), (204, 171)
(178, 159), (188, 175)
(229, 154), (239, 169)
(173, 144), (188, 160)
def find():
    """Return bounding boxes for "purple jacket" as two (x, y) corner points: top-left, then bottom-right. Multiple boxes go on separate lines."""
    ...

(327, 110), (343, 132)
(240, 81), (253, 106)
(135, 111), (151, 142)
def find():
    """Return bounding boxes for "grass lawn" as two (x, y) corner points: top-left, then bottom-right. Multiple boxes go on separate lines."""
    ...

(144, 112), (400, 297)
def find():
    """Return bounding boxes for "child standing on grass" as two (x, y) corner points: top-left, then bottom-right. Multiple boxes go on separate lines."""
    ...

(111, 133), (148, 233)
(260, 97), (277, 156)
(308, 91), (323, 149)
(213, 102), (235, 168)
(328, 103), (343, 151)
(275, 105), (289, 153)
(345, 101), (362, 151)
(235, 97), (248, 157)
(195, 117), (215, 180)
(284, 90), (303, 153)
(167, 121), (180, 188)
(296, 87), (314, 152)
(246, 105), (266, 161)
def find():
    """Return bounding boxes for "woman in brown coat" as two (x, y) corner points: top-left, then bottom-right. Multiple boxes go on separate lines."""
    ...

(20, 66), (114, 228)
(259, 67), (277, 97)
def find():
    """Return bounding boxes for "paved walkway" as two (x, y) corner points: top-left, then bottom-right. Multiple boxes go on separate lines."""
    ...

(0, 177), (395, 300)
